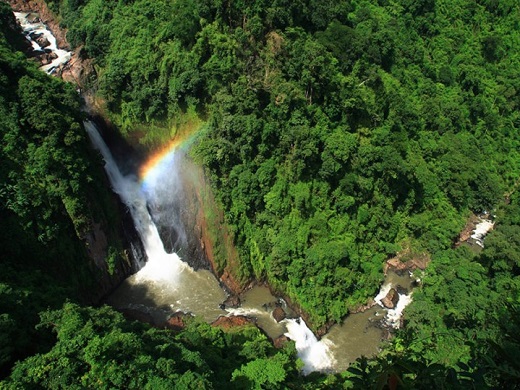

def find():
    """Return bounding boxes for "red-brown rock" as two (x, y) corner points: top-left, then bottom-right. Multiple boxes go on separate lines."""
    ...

(273, 335), (289, 348)
(165, 312), (191, 331)
(381, 288), (399, 309)
(211, 315), (253, 330)
(272, 307), (286, 322)
(221, 294), (241, 309)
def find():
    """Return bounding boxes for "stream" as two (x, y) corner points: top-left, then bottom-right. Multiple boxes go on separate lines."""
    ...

(16, 10), (424, 374)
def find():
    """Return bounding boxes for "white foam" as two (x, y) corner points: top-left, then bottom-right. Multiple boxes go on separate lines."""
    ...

(84, 121), (188, 285)
(373, 281), (413, 329)
(14, 12), (71, 74)
(284, 318), (335, 374)
(374, 282), (392, 306)
(385, 292), (413, 328)
(471, 218), (494, 247)
(225, 307), (264, 317)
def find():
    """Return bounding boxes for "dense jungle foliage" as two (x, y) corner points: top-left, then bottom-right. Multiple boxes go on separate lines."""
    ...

(0, 0), (140, 377)
(1, 0), (520, 388)
(51, 0), (520, 325)
(0, 5), (307, 388)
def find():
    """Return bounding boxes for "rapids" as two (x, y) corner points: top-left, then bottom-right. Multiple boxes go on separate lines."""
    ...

(15, 12), (71, 73)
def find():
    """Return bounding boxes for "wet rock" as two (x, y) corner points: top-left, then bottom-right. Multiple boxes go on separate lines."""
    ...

(395, 284), (408, 295)
(27, 49), (45, 58)
(26, 13), (39, 23)
(350, 299), (377, 314)
(221, 294), (241, 309)
(272, 307), (286, 322)
(381, 288), (399, 309)
(165, 312), (191, 331)
(273, 335), (289, 348)
(9, 0), (70, 50)
(211, 315), (254, 330)
(40, 51), (57, 65)
(29, 32), (50, 48)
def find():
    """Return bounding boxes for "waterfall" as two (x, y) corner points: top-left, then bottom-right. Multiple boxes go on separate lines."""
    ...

(374, 279), (413, 329)
(85, 120), (226, 322)
(471, 218), (494, 247)
(14, 9), (420, 375)
(84, 121), (188, 283)
(284, 318), (335, 374)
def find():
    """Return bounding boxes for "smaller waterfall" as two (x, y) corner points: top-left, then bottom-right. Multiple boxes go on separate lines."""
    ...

(374, 277), (413, 329)
(471, 218), (494, 247)
(284, 318), (335, 374)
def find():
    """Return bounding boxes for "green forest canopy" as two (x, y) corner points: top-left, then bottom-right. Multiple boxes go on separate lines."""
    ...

(55, 0), (520, 326)
(1, 0), (520, 388)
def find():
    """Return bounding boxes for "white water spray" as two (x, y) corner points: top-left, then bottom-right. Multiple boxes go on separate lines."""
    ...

(85, 121), (226, 321)
(471, 218), (494, 247)
(374, 281), (413, 329)
(84, 121), (188, 283)
(284, 318), (335, 374)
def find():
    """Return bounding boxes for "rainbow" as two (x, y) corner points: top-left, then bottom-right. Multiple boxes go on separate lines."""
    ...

(139, 132), (197, 185)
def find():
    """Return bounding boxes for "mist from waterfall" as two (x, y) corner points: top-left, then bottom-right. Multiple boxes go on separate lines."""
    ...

(85, 120), (336, 373)
(84, 121), (226, 322)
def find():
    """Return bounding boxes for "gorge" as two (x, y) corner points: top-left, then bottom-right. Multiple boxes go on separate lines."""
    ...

(3, 0), (520, 387)
(12, 8), (417, 374)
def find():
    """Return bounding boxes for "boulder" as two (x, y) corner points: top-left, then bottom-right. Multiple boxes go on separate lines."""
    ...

(221, 294), (241, 309)
(395, 284), (408, 295)
(40, 51), (57, 65)
(273, 335), (289, 349)
(272, 307), (286, 322)
(29, 32), (50, 48)
(211, 315), (253, 330)
(26, 13), (40, 23)
(35, 35), (50, 48)
(165, 312), (191, 331)
(381, 288), (399, 309)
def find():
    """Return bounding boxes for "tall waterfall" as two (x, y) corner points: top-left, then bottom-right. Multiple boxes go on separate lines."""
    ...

(84, 121), (188, 281)
(84, 121), (227, 323)
(84, 121), (335, 373)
